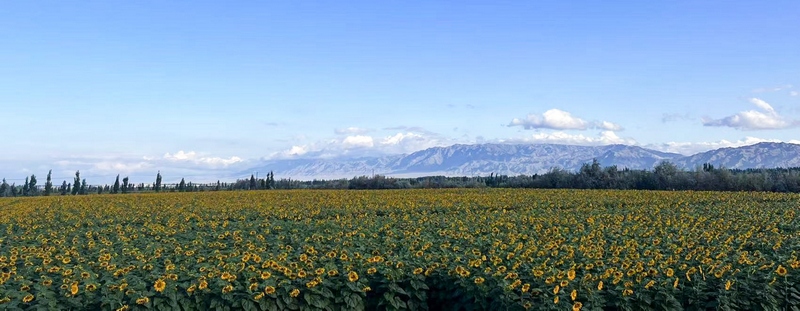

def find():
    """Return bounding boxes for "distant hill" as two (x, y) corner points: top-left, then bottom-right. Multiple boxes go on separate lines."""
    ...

(238, 142), (795, 179)
(672, 142), (800, 169)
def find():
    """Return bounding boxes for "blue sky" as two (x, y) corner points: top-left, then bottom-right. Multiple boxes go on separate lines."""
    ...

(1, 1), (799, 183)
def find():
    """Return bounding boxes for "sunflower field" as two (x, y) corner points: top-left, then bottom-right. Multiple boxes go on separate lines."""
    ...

(1, 189), (799, 311)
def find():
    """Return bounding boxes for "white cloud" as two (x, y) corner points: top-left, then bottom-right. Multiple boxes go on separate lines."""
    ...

(702, 98), (798, 130)
(791, 91), (799, 97)
(270, 130), (451, 159)
(381, 132), (423, 145)
(597, 121), (624, 131)
(93, 161), (152, 173)
(342, 135), (374, 148)
(509, 109), (590, 130)
(749, 98), (776, 115)
(651, 137), (800, 155)
(509, 109), (624, 131)
(506, 131), (636, 146)
(287, 146), (308, 156)
(334, 127), (370, 135)
(163, 150), (243, 167)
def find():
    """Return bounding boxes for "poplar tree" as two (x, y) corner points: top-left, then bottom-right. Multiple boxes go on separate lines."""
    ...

(45, 170), (53, 196)
(113, 175), (120, 194)
(155, 171), (162, 192)
(71, 171), (80, 195)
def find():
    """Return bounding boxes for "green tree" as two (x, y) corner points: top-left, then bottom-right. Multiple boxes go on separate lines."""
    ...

(29, 174), (37, 195)
(60, 181), (68, 195)
(113, 175), (120, 194)
(71, 171), (80, 195)
(249, 174), (257, 190)
(122, 177), (129, 194)
(178, 178), (186, 192)
(45, 170), (53, 196)
(22, 176), (30, 196)
(155, 171), (162, 192)
(80, 179), (87, 195)
(0, 178), (9, 197)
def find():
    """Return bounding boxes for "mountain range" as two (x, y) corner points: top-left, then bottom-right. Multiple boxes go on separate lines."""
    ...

(243, 142), (800, 180)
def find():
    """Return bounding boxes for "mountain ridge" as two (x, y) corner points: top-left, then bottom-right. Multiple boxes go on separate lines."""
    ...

(242, 142), (800, 179)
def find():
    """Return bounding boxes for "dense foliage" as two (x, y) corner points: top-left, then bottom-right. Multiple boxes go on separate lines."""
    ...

(1, 189), (799, 310)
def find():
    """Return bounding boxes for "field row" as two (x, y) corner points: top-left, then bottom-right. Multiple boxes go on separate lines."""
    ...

(1, 189), (799, 310)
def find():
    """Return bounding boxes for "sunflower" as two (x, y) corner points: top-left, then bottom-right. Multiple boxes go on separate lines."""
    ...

(673, 278), (679, 288)
(222, 285), (234, 294)
(136, 297), (149, 305)
(70, 282), (79, 295)
(249, 283), (259, 291)
(776, 265), (788, 277)
(367, 267), (377, 275)
(570, 290), (577, 301)
(725, 280), (732, 291)
(567, 270), (576, 280)
(622, 289), (633, 296)
(521, 283), (530, 293)
(413, 268), (424, 275)
(348, 271), (359, 282)
(86, 284), (97, 291)
(261, 272), (272, 279)
(553, 285), (560, 295)
(290, 288), (300, 298)
(554, 296), (559, 304)
(665, 268), (674, 277)
(198, 280), (208, 290)
(265, 286), (276, 295)
(597, 281), (603, 291)
(154, 279), (166, 293)
(572, 302), (583, 311)
(22, 294), (34, 303)
(474, 277), (485, 285)
(115, 305), (129, 311)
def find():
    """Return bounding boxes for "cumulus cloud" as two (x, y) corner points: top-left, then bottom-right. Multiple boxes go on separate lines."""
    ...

(509, 109), (624, 131)
(341, 135), (374, 148)
(505, 131), (637, 146)
(702, 98), (798, 130)
(287, 146), (308, 156)
(509, 109), (590, 130)
(334, 127), (370, 135)
(651, 137), (800, 155)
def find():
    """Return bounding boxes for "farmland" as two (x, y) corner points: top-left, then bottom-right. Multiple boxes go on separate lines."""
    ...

(1, 189), (799, 310)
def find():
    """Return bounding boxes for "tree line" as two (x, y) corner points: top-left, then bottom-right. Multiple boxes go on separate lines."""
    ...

(3, 161), (800, 197)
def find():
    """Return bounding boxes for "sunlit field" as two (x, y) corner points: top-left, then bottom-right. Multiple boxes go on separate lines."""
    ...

(1, 189), (798, 310)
